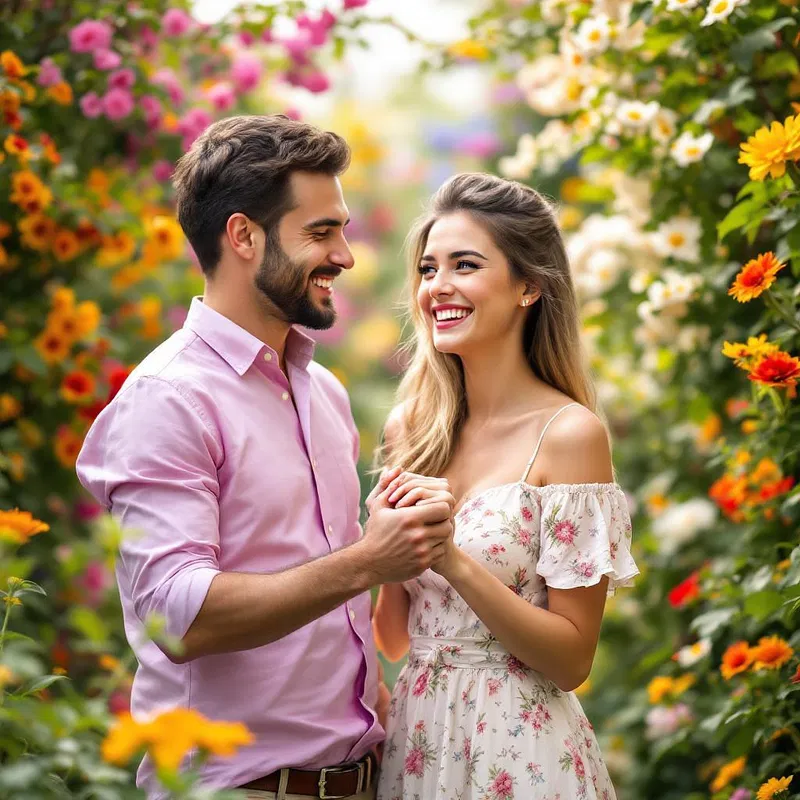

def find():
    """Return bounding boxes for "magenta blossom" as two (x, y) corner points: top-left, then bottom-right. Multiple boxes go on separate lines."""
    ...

(297, 11), (336, 46)
(69, 20), (113, 53)
(284, 106), (302, 120)
(344, 0), (369, 8)
(238, 30), (255, 47)
(260, 27), (274, 43)
(93, 48), (122, 70)
(37, 57), (63, 87)
(151, 67), (185, 106)
(74, 499), (103, 522)
(79, 92), (103, 119)
(140, 94), (163, 128)
(102, 88), (135, 121)
(178, 107), (212, 149)
(282, 32), (313, 66)
(108, 68), (136, 90)
(207, 82), (235, 111)
(231, 53), (262, 92)
(153, 159), (173, 182)
(301, 71), (331, 93)
(138, 25), (159, 51)
(79, 561), (113, 607)
(730, 791), (751, 800)
(162, 8), (193, 37)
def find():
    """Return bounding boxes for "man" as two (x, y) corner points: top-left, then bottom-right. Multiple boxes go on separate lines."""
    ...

(76, 115), (454, 800)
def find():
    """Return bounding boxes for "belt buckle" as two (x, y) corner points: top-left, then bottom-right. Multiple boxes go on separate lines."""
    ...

(318, 761), (365, 799)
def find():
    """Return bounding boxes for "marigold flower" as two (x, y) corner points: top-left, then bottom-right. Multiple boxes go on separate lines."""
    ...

(74, 301), (102, 338)
(18, 213), (56, 251)
(34, 328), (70, 364)
(61, 370), (96, 403)
(750, 458), (781, 484)
(1, 51), (26, 79)
(722, 335), (779, 368)
(756, 776), (793, 800)
(52, 229), (80, 261)
(748, 350), (800, 388)
(10, 170), (52, 212)
(97, 231), (136, 267)
(751, 636), (794, 671)
(4, 134), (30, 161)
(739, 114), (800, 181)
(647, 676), (674, 704)
(0, 508), (49, 545)
(709, 474), (748, 518)
(728, 252), (786, 302)
(710, 756), (746, 793)
(54, 426), (83, 467)
(46, 82), (73, 105)
(0, 393), (22, 422)
(720, 641), (753, 679)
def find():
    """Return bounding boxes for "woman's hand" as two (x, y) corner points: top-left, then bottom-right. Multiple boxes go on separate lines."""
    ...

(384, 471), (454, 511)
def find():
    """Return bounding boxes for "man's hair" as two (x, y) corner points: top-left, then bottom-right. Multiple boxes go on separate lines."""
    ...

(172, 114), (351, 276)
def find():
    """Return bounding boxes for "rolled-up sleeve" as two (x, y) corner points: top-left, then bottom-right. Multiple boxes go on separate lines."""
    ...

(76, 376), (222, 640)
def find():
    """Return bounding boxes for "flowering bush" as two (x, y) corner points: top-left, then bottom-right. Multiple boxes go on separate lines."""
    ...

(457, 0), (800, 797)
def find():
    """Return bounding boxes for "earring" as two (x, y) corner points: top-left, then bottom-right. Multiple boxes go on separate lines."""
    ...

(522, 299), (530, 307)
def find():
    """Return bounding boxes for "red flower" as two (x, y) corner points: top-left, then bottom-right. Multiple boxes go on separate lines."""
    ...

(748, 351), (800, 388)
(411, 671), (429, 697)
(106, 366), (132, 402)
(790, 664), (800, 684)
(490, 769), (514, 798)
(403, 747), (424, 777)
(668, 571), (700, 608)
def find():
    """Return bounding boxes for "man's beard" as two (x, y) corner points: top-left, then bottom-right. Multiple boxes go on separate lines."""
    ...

(254, 232), (336, 330)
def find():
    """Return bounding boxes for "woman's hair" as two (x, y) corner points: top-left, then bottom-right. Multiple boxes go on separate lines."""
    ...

(383, 172), (596, 475)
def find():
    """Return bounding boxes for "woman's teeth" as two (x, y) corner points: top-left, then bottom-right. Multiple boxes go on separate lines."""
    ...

(434, 308), (471, 321)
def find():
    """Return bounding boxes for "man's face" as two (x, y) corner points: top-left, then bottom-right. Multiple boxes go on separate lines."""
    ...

(254, 171), (353, 330)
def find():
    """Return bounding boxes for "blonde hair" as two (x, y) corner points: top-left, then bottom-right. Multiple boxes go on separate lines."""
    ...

(383, 172), (596, 475)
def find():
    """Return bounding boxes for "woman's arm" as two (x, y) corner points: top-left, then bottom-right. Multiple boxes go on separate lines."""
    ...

(437, 411), (614, 692)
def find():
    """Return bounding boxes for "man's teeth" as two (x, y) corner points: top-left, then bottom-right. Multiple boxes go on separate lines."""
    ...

(435, 308), (471, 321)
(311, 276), (334, 289)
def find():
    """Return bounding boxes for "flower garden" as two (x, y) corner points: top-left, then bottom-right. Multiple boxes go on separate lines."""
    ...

(0, 0), (798, 798)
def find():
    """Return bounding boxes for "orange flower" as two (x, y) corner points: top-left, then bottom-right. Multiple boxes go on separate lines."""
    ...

(751, 458), (781, 484)
(52, 229), (80, 262)
(4, 133), (30, 162)
(60, 370), (96, 404)
(1, 51), (26, 79)
(748, 350), (800, 388)
(710, 755), (746, 793)
(54, 426), (83, 468)
(74, 301), (102, 338)
(34, 328), (70, 364)
(18, 213), (56, 251)
(709, 474), (748, 519)
(39, 133), (61, 165)
(0, 89), (21, 114)
(46, 82), (72, 105)
(0, 221), (11, 239)
(52, 286), (75, 312)
(722, 335), (779, 368)
(720, 641), (754, 679)
(757, 776), (793, 800)
(751, 636), (794, 671)
(97, 231), (136, 267)
(0, 393), (22, 422)
(10, 170), (52, 213)
(0, 508), (49, 545)
(728, 252), (786, 302)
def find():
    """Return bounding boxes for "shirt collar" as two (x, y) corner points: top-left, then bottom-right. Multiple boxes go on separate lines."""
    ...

(184, 297), (316, 376)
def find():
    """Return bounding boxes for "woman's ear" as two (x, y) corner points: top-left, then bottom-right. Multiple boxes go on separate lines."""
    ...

(520, 285), (542, 307)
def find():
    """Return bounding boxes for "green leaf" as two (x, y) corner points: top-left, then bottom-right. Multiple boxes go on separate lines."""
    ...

(726, 720), (760, 757)
(69, 607), (110, 645)
(730, 19), (797, 69)
(718, 196), (768, 241)
(743, 590), (784, 621)
(15, 673), (68, 697)
(757, 50), (799, 79)
(691, 607), (737, 637)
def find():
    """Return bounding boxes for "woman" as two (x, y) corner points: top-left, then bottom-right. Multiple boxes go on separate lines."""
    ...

(372, 173), (639, 800)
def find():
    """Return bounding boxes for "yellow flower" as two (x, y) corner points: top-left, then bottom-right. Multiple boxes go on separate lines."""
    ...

(0, 394), (22, 422)
(728, 252), (787, 302)
(722, 334), (780, 368)
(18, 213), (56, 251)
(739, 113), (800, 181)
(99, 655), (122, 672)
(0, 665), (16, 687)
(144, 215), (184, 262)
(750, 635), (794, 671)
(52, 286), (75, 312)
(52, 229), (80, 262)
(0, 512), (49, 551)
(446, 39), (490, 61)
(97, 231), (136, 267)
(3, 595), (22, 606)
(710, 755), (746, 793)
(751, 458), (781, 484)
(757, 776), (793, 800)
(34, 328), (71, 364)
(10, 170), (52, 213)
(741, 419), (759, 434)
(74, 301), (102, 338)
(671, 674), (695, 696)
(4, 133), (31, 162)
(46, 82), (73, 105)
(733, 449), (751, 467)
(647, 676), (674, 704)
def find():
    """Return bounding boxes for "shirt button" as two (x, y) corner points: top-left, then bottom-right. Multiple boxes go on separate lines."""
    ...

(348, 607), (356, 622)
(281, 391), (290, 401)
(327, 523), (333, 534)
(263, 352), (272, 362)
(311, 458), (317, 468)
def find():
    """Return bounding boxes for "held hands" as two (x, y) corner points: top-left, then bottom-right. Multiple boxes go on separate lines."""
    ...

(363, 466), (459, 583)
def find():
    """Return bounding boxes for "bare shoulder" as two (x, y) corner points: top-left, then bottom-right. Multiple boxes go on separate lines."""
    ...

(538, 404), (613, 485)
(383, 403), (408, 450)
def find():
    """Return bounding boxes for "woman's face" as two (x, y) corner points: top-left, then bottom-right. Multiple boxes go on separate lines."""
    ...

(415, 211), (536, 356)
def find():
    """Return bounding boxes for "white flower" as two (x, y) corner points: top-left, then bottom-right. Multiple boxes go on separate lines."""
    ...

(675, 639), (711, 668)
(652, 217), (702, 263)
(701, 0), (747, 26)
(517, 56), (584, 117)
(676, 324), (711, 352)
(498, 134), (538, 180)
(651, 108), (678, 144)
(652, 498), (717, 555)
(646, 704), (693, 739)
(666, 0), (701, 11)
(617, 100), (661, 130)
(575, 15), (612, 55)
(670, 131), (714, 166)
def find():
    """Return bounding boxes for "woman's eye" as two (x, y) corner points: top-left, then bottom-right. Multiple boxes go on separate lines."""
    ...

(456, 260), (479, 270)
(417, 265), (435, 276)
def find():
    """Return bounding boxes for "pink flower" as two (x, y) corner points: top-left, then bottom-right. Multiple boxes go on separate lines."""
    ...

(108, 68), (136, 90)
(93, 49), (122, 70)
(79, 561), (113, 607)
(37, 57), (63, 87)
(411, 671), (429, 697)
(260, 27), (274, 43)
(74, 499), (103, 521)
(69, 20), (113, 53)
(414, 720), (425, 732)
(282, 33), (313, 66)
(108, 688), (130, 715)
(151, 68), (184, 106)
(488, 544), (506, 557)
(463, 737), (471, 760)
(138, 25), (159, 51)
(574, 755), (585, 778)
(297, 11), (336, 46)
(207, 82), (235, 111)
(300, 71), (331, 93)
(552, 519), (577, 545)
(403, 747), (425, 777)
(521, 506), (533, 522)
(79, 92), (103, 119)
(178, 107), (213, 148)
(344, 0), (369, 8)
(488, 678), (503, 696)
(153, 159), (173, 182)
(491, 769), (514, 797)
(476, 720), (487, 733)
(231, 53), (263, 92)
(102, 88), (134, 120)
(140, 94), (163, 128)
(162, 8), (193, 37)
(238, 30), (255, 47)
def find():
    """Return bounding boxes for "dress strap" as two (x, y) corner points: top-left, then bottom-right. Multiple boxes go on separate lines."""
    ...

(520, 402), (581, 482)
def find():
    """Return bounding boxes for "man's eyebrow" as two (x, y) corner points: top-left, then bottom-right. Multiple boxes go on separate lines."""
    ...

(302, 217), (350, 230)
(420, 249), (488, 261)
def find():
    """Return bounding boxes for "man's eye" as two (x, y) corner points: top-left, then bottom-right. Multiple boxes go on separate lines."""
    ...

(311, 230), (329, 239)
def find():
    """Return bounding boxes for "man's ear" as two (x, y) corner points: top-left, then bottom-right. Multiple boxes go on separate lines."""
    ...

(225, 213), (259, 261)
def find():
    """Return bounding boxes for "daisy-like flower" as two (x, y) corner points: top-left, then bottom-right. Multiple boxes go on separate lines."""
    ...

(666, 0), (701, 11)
(739, 114), (800, 181)
(710, 756), (746, 793)
(652, 217), (702, 262)
(748, 351), (800, 388)
(675, 639), (711, 667)
(701, 0), (747, 26)
(574, 15), (611, 55)
(671, 131), (714, 166)
(756, 776), (793, 800)
(728, 252), (786, 302)
(720, 641), (753, 679)
(617, 100), (660, 131)
(750, 636), (794, 671)
(651, 108), (679, 144)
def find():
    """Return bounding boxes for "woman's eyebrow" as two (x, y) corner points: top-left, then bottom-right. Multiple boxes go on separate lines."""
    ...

(420, 249), (488, 262)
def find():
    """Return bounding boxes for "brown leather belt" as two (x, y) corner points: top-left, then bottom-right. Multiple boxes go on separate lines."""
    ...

(239, 752), (376, 798)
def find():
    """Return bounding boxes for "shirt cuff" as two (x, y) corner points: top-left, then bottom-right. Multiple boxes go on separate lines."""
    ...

(162, 565), (221, 641)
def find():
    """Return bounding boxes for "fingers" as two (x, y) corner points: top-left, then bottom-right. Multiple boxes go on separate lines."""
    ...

(388, 474), (450, 506)
(379, 466), (402, 490)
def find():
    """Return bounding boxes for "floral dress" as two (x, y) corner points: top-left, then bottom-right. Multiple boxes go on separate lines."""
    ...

(377, 479), (639, 800)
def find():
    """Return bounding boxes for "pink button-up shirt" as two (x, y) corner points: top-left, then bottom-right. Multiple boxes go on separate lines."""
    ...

(76, 298), (383, 798)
